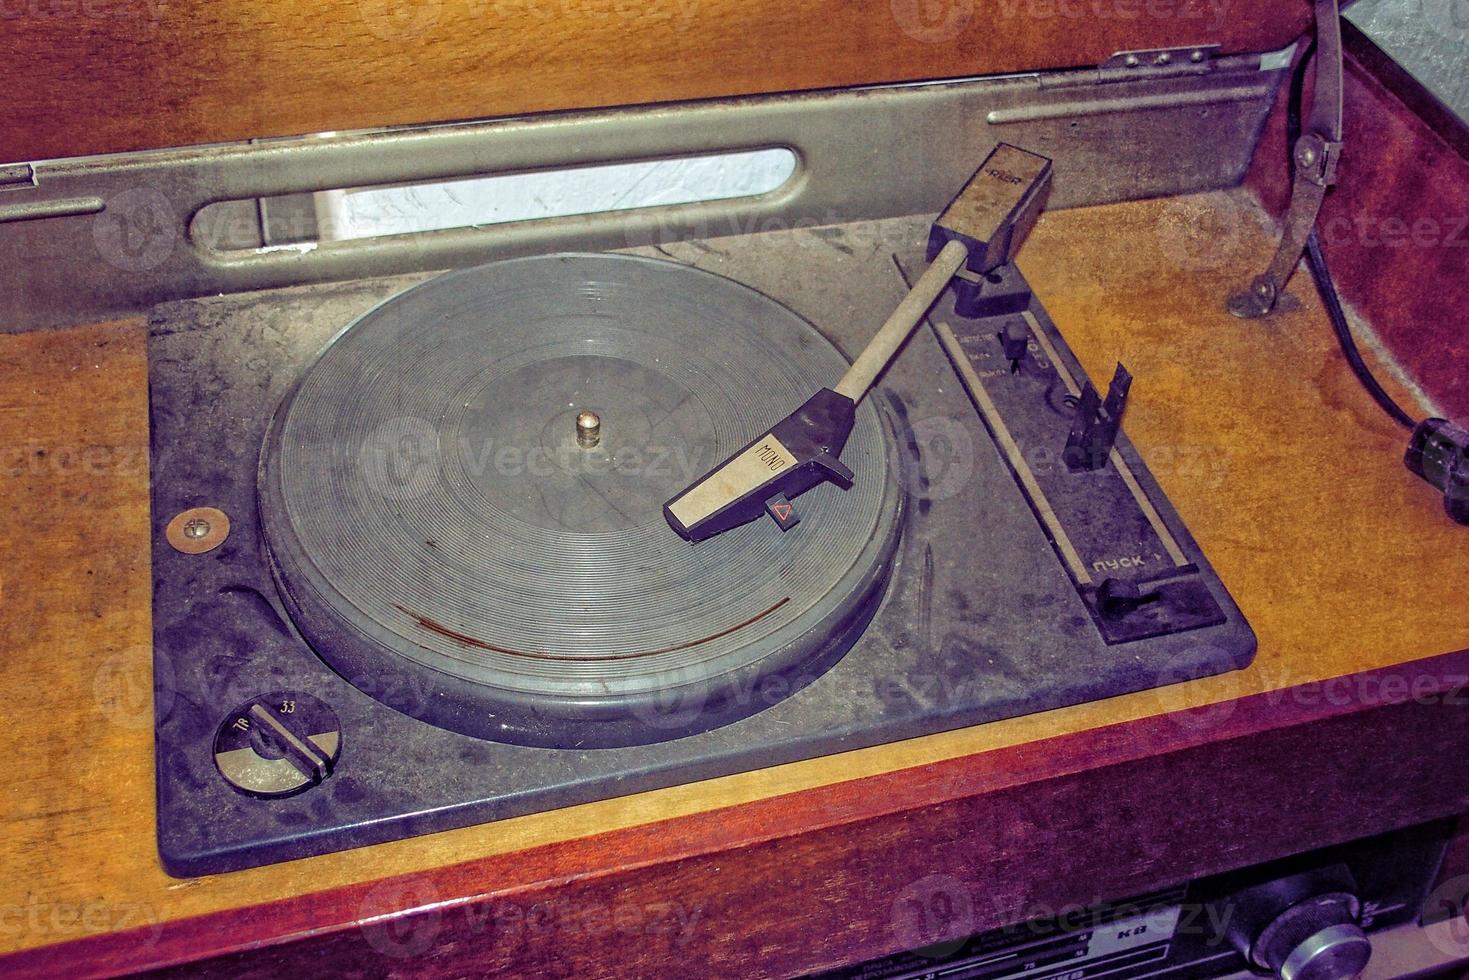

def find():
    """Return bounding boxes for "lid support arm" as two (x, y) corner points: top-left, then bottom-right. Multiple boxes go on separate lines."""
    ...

(1225, 0), (1343, 320)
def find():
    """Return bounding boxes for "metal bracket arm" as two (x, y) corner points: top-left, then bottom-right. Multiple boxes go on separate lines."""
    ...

(1226, 0), (1343, 319)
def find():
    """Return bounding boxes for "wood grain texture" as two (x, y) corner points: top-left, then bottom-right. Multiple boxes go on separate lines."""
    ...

(1, 0), (1314, 164)
(1245, 24), (1469, 422)
(3, 191), (1469, 972)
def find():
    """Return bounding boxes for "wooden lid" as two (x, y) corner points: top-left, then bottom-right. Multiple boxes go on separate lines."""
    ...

(4, 0), (1311, 164)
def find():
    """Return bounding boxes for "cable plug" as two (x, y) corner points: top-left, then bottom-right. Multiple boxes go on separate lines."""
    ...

(1405, 418), (1469, 526)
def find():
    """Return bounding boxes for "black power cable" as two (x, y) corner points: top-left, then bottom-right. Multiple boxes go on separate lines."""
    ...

(1303, 231), (1418, 430)
(1283, 38), (1469, 524)
(1286, 39), (1418, 432)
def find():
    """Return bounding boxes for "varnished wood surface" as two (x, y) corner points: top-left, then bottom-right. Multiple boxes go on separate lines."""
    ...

(3, 190), (1469, 971)
(1, 0), (1313, 164)
(21, 651), (1469, 978)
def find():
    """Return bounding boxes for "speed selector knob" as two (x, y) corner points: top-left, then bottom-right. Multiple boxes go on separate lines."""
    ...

(1225, 869), (1371, 980)
(214, 692), (342, 798)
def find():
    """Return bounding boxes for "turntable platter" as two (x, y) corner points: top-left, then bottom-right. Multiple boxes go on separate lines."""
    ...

(259, 253), (904, 747)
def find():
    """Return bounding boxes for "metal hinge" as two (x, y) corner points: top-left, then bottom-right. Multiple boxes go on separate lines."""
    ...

(1294, 130), (1343, 188)
(1042, 44), (1223, 88)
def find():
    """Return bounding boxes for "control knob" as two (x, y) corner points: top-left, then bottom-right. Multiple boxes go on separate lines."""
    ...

(1225, 867), (1372, 980)
(214, 692), (342, 798)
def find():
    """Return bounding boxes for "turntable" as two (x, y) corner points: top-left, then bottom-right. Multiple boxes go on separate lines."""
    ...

(146, 145), (1253, 876)
(10, 0), (1469, 972)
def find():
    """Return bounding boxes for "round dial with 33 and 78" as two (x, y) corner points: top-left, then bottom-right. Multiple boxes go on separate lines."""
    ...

(213, 692), (342, 798)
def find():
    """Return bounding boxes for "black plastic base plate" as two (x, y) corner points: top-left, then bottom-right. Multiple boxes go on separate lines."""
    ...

(147, 216), (1255, 877)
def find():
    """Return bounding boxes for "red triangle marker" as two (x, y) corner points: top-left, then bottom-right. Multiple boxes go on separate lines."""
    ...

(773, 503), (793, 522)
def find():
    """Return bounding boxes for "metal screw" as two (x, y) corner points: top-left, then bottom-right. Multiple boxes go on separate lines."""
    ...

(1298, 146), (1318, 166)
(166, 506), (230, 555)
(576, 410), (602, 449)
(1155, 52), (1172, 65)
(1190, 50), (1205, 63)
(1124, 54), (1140, 67)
